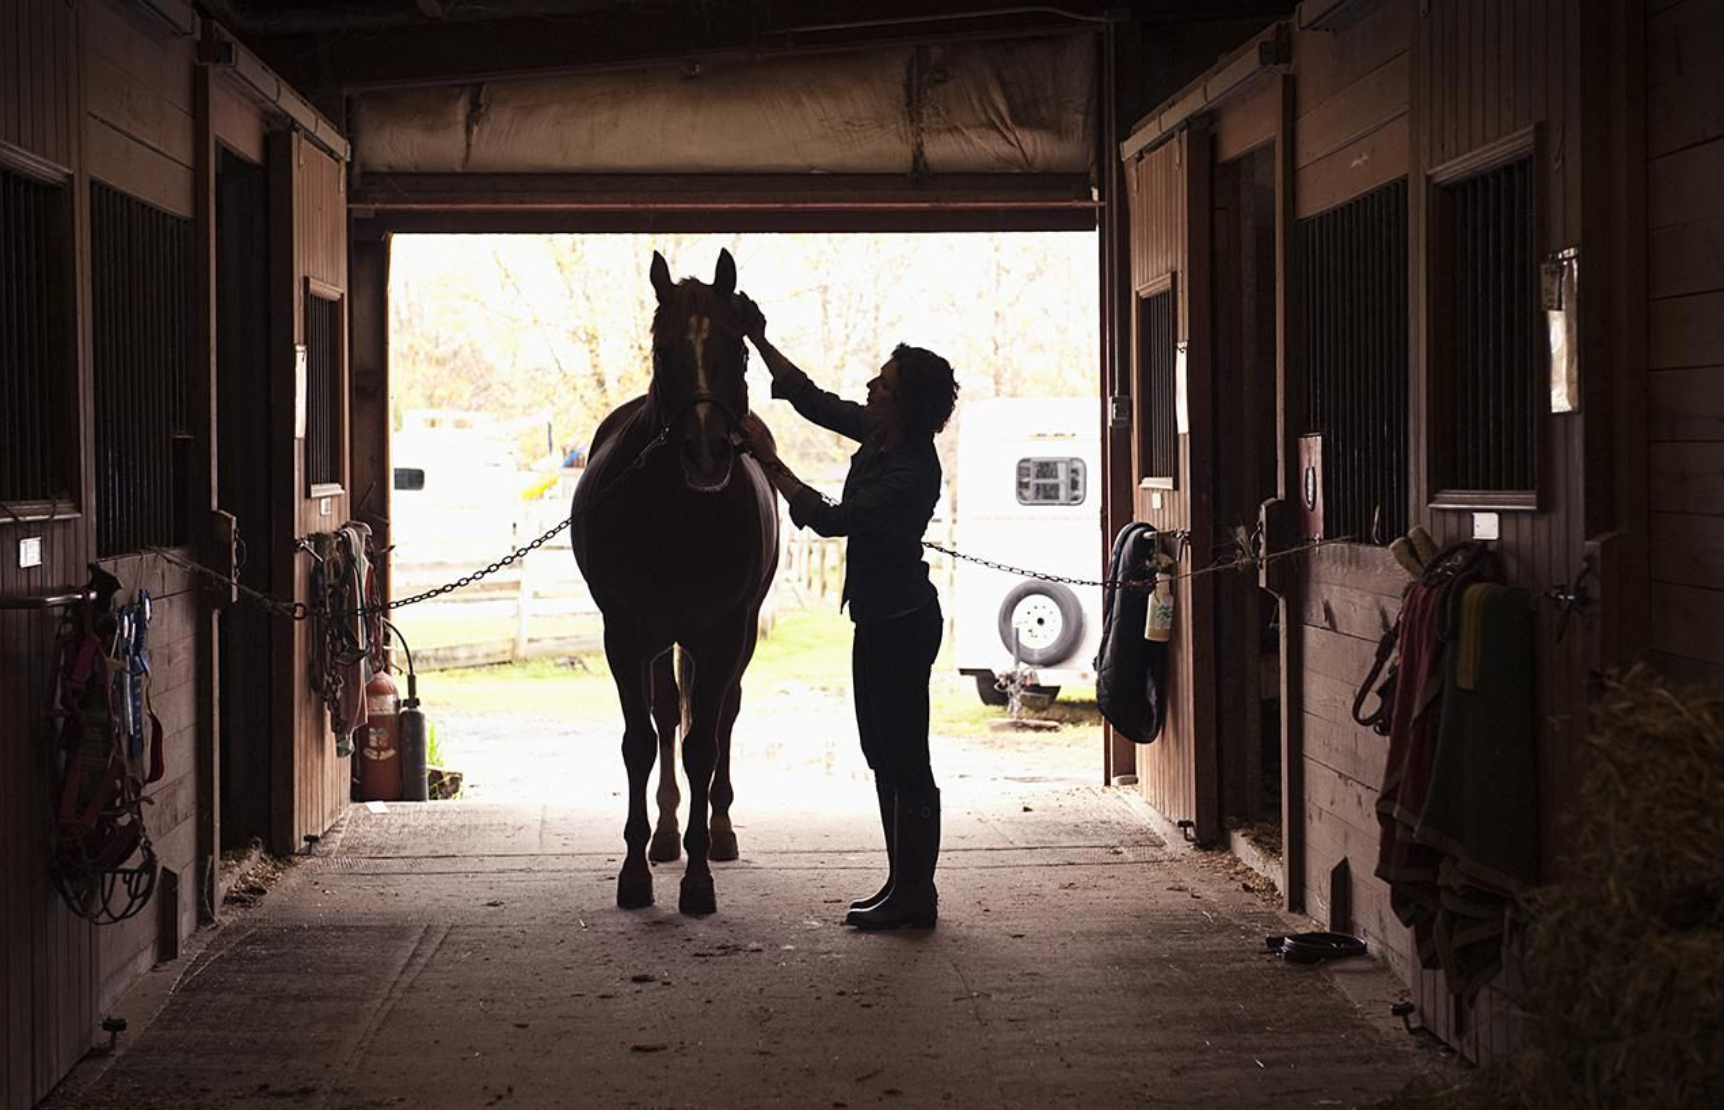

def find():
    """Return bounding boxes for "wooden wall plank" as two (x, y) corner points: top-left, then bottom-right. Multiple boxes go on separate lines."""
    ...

(1294, 112), (1409, 218)
(1650, 580), (1724, 664)
(1648, 290), (1724, 368)
(1648, 138), (1724, 229)
(83, 50), (194, 169)
(1648, 65), (1724, 157)
(211, 78), (266, 164)
(1649, 216), (1724, 299)
(1292, 0), (1414, 111)
(1649, 511), (1724, 590)
(1213, 77), (1278, 163)
(1647, 0), (1724, 91)
(85, 117), (193, 217)
(1650, 442), (1724, 513)
(1294, 53), (1409, 168)
(1298, 583), (1402, 643)
(1648, 366), (1724, 441)
(83, 0), (193, 115)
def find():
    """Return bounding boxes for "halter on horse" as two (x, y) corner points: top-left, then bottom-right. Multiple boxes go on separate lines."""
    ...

(571, 249), (779, 916)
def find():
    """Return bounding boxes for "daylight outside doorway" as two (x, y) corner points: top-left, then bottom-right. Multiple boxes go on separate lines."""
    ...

(382, 232), (1104, 808)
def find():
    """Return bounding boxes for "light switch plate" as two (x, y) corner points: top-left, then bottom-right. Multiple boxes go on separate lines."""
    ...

(18, 536), (42, 569)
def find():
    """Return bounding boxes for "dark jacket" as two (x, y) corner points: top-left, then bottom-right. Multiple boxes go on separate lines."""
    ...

(772, 367), (941, 624)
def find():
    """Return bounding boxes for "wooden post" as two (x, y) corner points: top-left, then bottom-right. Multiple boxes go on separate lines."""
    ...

(513, 550), (534, 661)
(192, 58), (221, 920)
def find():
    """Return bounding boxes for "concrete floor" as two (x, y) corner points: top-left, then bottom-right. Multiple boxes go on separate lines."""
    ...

(47, 697), (1434, 1110)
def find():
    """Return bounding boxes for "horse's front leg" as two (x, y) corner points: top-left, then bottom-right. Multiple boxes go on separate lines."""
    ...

(708, 612), (759, 863)
(678, 625), (748, 915)
(707, 685), (741, 862)
(648, 650), (682, 863)
(608, 627), (664, 909)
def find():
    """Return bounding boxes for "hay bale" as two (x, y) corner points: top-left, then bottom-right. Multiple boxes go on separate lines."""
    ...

(1515, 666), (1724, 1110)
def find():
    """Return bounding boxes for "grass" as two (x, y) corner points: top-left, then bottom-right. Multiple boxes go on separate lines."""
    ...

(416, 607), (1102, 751)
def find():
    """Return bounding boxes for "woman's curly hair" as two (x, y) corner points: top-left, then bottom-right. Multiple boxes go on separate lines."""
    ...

(892, 343), (960, 437)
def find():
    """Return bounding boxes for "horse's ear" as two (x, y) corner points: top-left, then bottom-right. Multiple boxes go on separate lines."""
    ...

(713, 249), (737, 297)
(650, 252), (673, 300)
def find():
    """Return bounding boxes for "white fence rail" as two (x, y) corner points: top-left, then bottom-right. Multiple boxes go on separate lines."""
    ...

(390, 495), (956, 671)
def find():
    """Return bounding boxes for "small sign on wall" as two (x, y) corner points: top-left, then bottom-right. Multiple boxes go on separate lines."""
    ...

(294, 344), (308, 439)
(1174, 342), (1190, 435)
(1543, 246), (1580, 414)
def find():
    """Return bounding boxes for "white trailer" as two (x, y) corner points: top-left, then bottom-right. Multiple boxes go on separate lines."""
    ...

(951, 397), (1103, 705)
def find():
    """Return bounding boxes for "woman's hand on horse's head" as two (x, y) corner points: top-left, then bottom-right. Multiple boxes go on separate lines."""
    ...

(733, 294), (767, 342)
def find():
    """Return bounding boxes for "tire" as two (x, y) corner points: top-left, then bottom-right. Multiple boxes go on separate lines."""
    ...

(996, 581), (1085, 667)
(974, 673), (1009, 706)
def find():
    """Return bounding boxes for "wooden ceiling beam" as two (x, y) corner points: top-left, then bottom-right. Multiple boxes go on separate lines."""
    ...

(238, 1), (1294, 92)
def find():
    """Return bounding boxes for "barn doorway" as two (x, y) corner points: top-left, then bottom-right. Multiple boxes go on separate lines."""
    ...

(380, 231), (1104, 806)
(1209, 145), (1283, 860)
(215, 144), (276, 850)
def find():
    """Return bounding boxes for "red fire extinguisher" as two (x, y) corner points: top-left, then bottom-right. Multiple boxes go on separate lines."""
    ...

(354, 669), (402, 802)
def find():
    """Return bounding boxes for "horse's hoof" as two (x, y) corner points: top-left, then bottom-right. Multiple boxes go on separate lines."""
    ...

(678, 875), (717, 916)
(709, 829), (739, 862)
(617, 872), (654, 910)
(648, 830), (682, 864)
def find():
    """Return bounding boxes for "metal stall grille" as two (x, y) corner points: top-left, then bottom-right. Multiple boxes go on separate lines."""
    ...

(305, 290), (341, 488)
(1139, 288), (1177, 482)
(91, 182), (192, 556)
(1, 167), (72, 505)
(1296, 179), (1410, 545)
(1444, 157), (1537, 493)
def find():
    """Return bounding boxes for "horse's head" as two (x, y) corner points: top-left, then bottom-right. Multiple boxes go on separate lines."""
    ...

(649, 249), (751, 493)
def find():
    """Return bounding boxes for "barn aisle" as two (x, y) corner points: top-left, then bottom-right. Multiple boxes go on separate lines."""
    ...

(43, 723), (1430, 1110)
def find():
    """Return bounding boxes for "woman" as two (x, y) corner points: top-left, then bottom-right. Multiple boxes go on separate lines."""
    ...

(737, 298), (958, 931)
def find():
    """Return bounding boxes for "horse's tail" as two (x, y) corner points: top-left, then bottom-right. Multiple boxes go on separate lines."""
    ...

(676, 646), (694, 736)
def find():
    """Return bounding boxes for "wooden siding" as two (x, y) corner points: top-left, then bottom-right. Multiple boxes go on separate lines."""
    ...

(1293, 0), (1412, 219)
(1646, 0), (1724, 687)
(2, 6), (352, 1106)
(0, 12), (87, 1110)
(1, 0), (77, 169)
(1123, 127), (1220, 842)
(1118, 0), (1637, 1063)
(0, 527), (97, 1110)
(274, 132), (351, 854)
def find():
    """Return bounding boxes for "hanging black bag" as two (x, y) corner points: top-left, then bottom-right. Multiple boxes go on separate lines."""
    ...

(1095, 523), (1167, 744)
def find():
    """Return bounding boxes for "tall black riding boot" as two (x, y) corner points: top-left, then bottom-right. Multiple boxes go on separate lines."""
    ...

(849, 781), (897, 912)
(846, 788), (939, 930)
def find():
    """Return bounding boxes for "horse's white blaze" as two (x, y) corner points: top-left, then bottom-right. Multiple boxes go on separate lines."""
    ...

(688, 315), (712, 395)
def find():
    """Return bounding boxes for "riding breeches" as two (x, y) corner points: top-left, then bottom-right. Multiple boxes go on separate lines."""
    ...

(851, 599), (943, 791)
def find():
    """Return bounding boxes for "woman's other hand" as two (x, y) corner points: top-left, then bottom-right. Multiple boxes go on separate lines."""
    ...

(741, 412), (779, 468)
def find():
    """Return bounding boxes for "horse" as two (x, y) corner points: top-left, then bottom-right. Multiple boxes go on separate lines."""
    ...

(571, 249), (779, 916)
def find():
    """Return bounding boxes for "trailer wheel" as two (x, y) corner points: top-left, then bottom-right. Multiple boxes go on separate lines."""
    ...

(996, 581), (1085, 667)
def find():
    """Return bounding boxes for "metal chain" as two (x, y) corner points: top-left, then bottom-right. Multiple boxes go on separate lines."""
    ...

(380, 514), (572, 611)
(150, 545), (310, 621)
(918, 541), (1159, 593)
(150, 427), (671, 622)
